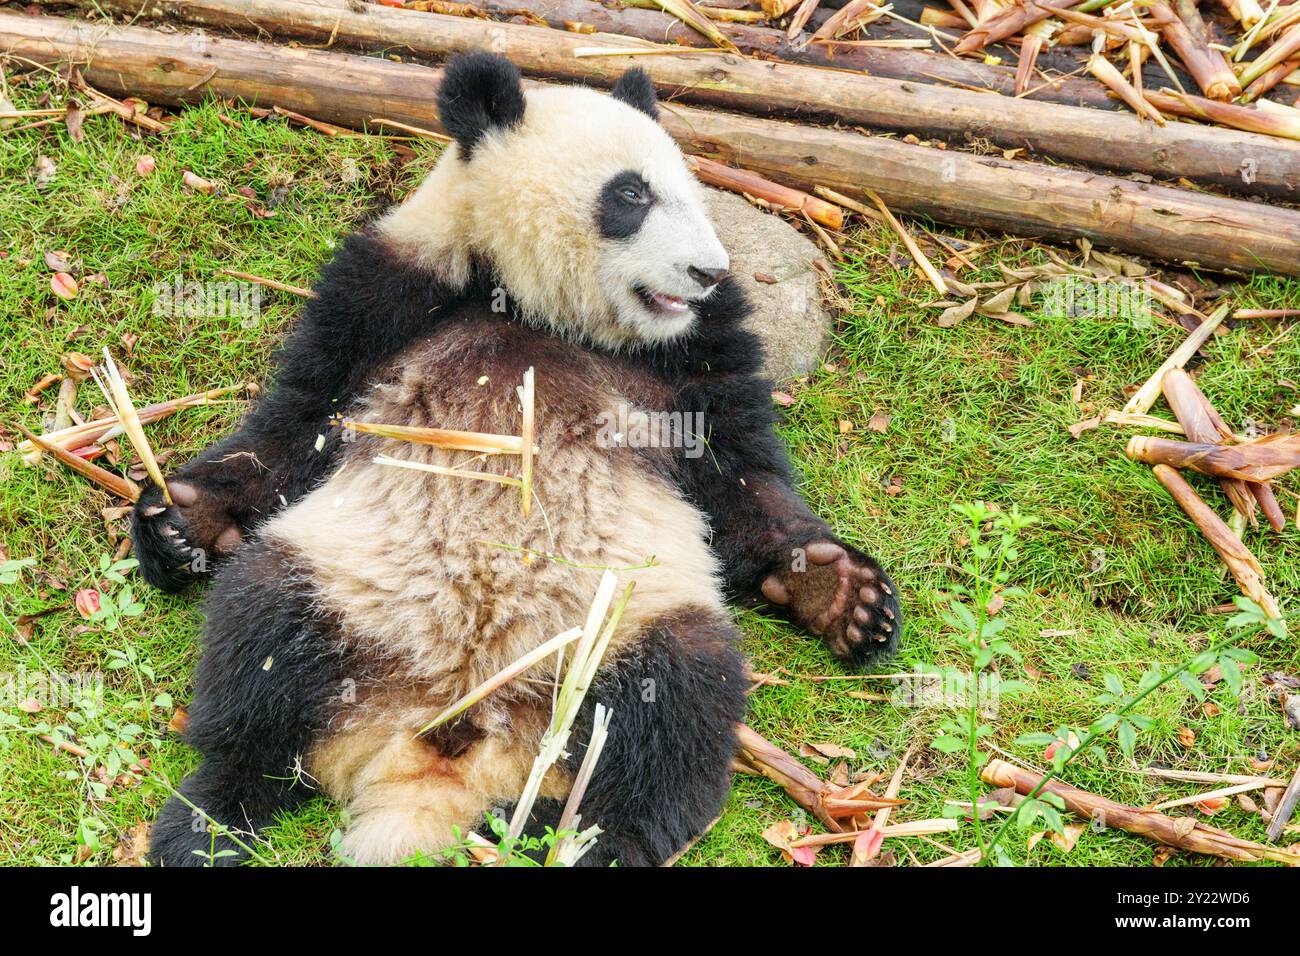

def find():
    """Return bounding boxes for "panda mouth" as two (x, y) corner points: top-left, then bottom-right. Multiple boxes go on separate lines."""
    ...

(635, 287), (692, 317)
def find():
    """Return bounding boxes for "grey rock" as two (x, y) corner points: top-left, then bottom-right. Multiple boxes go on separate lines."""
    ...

(703, 187), (834, 381)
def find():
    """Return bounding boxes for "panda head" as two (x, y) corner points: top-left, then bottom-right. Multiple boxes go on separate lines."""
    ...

(380, 53), (729, 349)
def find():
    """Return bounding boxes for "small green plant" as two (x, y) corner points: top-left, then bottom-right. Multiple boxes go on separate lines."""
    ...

(90, 556), (145, 632)
(932, 502), (1036, 853)
(0, 556), (37, 585)
(935, 502), (1272, 866)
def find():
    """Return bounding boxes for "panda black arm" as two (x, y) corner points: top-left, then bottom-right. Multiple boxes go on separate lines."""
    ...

(664, 280), (902, 668)
(131, 231), (469, 591)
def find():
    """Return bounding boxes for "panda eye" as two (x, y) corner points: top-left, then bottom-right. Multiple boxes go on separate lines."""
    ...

(620, 186), (646, 204)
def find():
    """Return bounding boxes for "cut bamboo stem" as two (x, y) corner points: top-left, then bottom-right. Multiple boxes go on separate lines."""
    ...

(1122, 305), (1229, 416)
(1127, 434), (1300, 482)
(1163, 368), (1286, 530)
(1149, 0), (1243, 100)
(1266, 765), (1300, 842)
(343, 420), (524, 455)
(91, 349), (171, 504)
(15, 424), (141, 501)
(735, 723), (845, 833)
(18, 383), (251, 463)
(982, 758), (1300, 863)
(1152, 464), (1284, 624)
(687, 155), (844, 229)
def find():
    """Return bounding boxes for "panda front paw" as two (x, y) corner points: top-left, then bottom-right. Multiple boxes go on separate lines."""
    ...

(131, 479), (243, 592)
(761, 539), (901, 670)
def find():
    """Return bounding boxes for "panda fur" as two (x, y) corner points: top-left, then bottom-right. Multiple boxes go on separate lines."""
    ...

(136, 54), (902, 867)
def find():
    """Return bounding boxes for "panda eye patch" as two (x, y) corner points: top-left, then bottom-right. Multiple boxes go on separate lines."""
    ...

(598, 171), (655, 239)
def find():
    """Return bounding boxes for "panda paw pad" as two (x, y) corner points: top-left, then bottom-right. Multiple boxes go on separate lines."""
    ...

(761, 539), (901, 669)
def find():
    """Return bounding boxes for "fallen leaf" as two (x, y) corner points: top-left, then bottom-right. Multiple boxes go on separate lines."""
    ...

(851, 827), (884, 865)
(167, 707), (190, 735)
(50, 273), (79, 301)
(803, 741), (856, 759)
(838, 419), (854, 434)
(1152, 846), (1176, 866)
(985, 592), (1005, 616)
(761, 819), (818, 866)
(17, 698), (41, 714)
(937, 297), (977, 327)
(1195, 796), (1227, 815)
(135, 154), (156, 177)
(44, 250), (75, 273)
(1177, 726), (1196, 748)
(1202, 701), (1221, 718)
(771, 390), (794, 407)
(1050, 822), (1085, 852)
(867, 411), (891, 434)
(111, 821), (151, 866)
(1068, 416), (1102, 439)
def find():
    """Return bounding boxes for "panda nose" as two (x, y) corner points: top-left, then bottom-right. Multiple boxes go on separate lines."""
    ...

(688, 265), (728, 289)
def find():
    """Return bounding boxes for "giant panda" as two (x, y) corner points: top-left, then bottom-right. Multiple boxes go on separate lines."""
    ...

(136, 53), (902, 867)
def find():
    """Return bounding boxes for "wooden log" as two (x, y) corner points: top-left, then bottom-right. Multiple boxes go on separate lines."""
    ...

(982, 759), (1300, 863)
(45, 0), (1300, 200)
(7, 13), (1300, 276)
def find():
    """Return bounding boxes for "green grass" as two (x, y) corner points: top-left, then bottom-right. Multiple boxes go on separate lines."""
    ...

(2, 80), (1298, 867)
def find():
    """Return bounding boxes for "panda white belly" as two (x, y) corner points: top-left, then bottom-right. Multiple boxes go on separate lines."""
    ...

(255, 320), (727, 862)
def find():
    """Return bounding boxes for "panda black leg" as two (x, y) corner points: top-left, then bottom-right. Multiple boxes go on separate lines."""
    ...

(149, 539), (348, 866)
(543, 606), (748, 867)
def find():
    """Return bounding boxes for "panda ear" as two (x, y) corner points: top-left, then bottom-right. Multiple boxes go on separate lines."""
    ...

(437, 52), (526, 159)
(611, 69), (659, 121)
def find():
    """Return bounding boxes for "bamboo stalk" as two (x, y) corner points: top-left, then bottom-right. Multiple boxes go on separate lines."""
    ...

(853, 742), (915, 865)
(1123, 306), (1230, 417)
(15, 424), (141, 501)
(953, 0), (1081, 53)
(518, 366), (535, 518)
(1266, 765), (1300, 842)
(982, 758), (1300, 863)
(1149, 1), (1243, 100)
(863, 189), (947, 295)
(1152, 464), (1284, 623)
(735, 723), (845, 833)
(1240, 22), (1300, 85)
(687, 155), (844, 229)
(1150, 780), (1279, 811)
(1088, 52), (1165, 123)
(1137, 766), (1288, 787)
(1127, 434), (1300, 482)
(17, 383), (250, 463)
(1146, 88), (1300, 140)
(372, 454), (522, 486)
(1163, 368), (1286, 530)
(91, 349), (172, 504)
(343, 420), (524, 454)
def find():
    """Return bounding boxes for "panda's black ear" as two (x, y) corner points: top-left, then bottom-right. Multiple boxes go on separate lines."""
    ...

(437, 52), (526, 159)
(611, 69), (659, 121)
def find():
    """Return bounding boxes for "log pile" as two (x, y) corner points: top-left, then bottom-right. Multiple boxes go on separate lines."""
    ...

(4, 1), (1300, 276)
